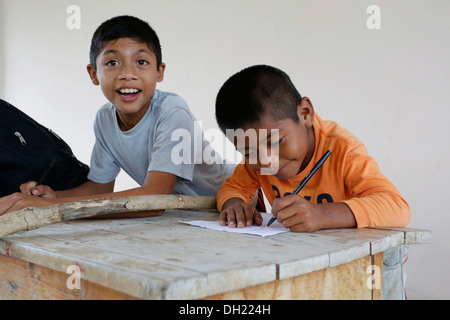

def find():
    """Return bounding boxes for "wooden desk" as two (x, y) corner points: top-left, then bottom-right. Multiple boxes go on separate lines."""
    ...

(0, 209), (430, 300)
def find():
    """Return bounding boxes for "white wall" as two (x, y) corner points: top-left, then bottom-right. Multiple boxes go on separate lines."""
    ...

(1, 0), (449, 299)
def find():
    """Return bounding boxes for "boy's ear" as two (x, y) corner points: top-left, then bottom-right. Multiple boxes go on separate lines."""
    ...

(86, 64), (99, 86)
(157, 62), (166, 82)
(297, 97), (315, 127)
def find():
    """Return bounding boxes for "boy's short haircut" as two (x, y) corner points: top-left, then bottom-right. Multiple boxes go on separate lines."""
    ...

(215, 65), (302, 132)
(89, 15), (162, 71)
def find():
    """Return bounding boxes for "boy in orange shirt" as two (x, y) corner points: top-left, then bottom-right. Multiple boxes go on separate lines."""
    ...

(215, 65), (410, 232)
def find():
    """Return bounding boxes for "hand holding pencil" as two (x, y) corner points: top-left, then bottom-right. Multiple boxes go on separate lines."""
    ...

(19, 159), (58, 199)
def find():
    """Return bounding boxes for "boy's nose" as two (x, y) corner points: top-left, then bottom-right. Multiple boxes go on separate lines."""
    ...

(119, 64), (138, 80)
(259, 154), (273, 168)
(259, 154), (280, 175)
(259, 163), (272, 170)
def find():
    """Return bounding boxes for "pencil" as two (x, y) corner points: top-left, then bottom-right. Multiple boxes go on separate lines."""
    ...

(266, 150), (331, 227)
(36, 158), (56, 187)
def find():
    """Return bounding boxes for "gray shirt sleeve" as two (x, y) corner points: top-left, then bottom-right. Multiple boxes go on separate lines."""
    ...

(148, 106), (196, 182)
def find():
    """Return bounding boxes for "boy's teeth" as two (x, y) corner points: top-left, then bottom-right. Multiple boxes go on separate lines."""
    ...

(119, 88), (139, 94)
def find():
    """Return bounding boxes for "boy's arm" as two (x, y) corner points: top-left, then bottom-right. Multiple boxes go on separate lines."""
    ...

(0, 171), (177, 216)
(20, 179), (115, 199)
(217, 163), (261, 211)
(55, 180), (114, 198)
(341, 145), (410, 228)
(78, 171), (178, 218)
(271, 143), (409, 231)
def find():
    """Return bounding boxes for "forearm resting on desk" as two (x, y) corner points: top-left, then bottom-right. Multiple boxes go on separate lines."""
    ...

(56, 171), (178, 218)
(0, 171), (177, 217)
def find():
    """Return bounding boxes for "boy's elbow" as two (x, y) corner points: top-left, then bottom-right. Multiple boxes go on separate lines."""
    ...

(397, 198), (411, 227)
(386, 193), (410, 227)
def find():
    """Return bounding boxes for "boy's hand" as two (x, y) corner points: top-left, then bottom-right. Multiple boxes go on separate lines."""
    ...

(0, 192), (56, 216)
(271, 194), (324, 232)
(20, 181), (57, 199)
(271, 194), (356, 232)
(219, 198), (263, 228)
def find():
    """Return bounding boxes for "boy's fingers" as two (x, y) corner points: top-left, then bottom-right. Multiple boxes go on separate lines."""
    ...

(243, 205), (255, 226)
(0, 193), (27, 215)
(219, 203), (258, 228)
(279, 213), (303, 229)
(272, 194), (305, 219)
(31, 185), (46, 196)
(19, 181), (37, 195)
(234, 206), (246, 228)
(271, 197), (286, 215)
(219, 210), (230, 226)
(219, 211), (226, 225)
(0, 196), (14, 215)
(276, 205), (299, 223)
(225, 209), (238, 228)
(253, 210), (263, 226)
(220, 207), (242, 228)
(32, 185), (57, 199)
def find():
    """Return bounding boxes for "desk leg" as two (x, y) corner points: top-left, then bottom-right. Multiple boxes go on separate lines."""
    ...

(372, 252), (383, 300)
(205, 253), (383, 300)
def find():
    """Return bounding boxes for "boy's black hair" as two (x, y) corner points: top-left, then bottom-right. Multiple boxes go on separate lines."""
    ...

(215, 65), (302, 132)
(89, 15), (162, 71)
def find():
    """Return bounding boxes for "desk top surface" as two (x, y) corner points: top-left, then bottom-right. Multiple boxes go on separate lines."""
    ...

(0, 209), (430, 299)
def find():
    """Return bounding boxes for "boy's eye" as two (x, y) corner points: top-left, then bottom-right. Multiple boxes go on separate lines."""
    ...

(105, 60), (119, 67)
(137, 60), (149, 66)
(271, 137), (284, 147)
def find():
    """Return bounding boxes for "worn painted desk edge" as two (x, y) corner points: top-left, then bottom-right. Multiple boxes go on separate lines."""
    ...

(369, 227), (432, 245)
(263, 226), (431, 280)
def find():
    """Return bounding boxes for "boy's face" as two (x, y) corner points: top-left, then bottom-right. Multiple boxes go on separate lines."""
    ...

(87, 37), (165, 130)
(234, 98), (315, 180)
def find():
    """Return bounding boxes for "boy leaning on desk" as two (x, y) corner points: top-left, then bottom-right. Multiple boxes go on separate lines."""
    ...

(215, 64), (410, 232)
(0, 15), (232, 217)
(214, 64), (410, 299)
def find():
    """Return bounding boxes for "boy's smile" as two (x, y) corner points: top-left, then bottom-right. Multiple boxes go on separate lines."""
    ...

(87, 37), (165, 131)
(235, 98), (316, 180)
(116, 87), (142, 102)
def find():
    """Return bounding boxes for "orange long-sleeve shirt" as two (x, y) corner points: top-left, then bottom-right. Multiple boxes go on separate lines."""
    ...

(217, 114), (410, 228)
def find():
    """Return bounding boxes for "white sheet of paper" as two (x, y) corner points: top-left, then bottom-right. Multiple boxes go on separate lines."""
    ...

(178, 212), (289, 237)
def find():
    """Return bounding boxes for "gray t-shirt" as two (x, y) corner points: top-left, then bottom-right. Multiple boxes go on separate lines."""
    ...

(88, 89), (233, 196)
